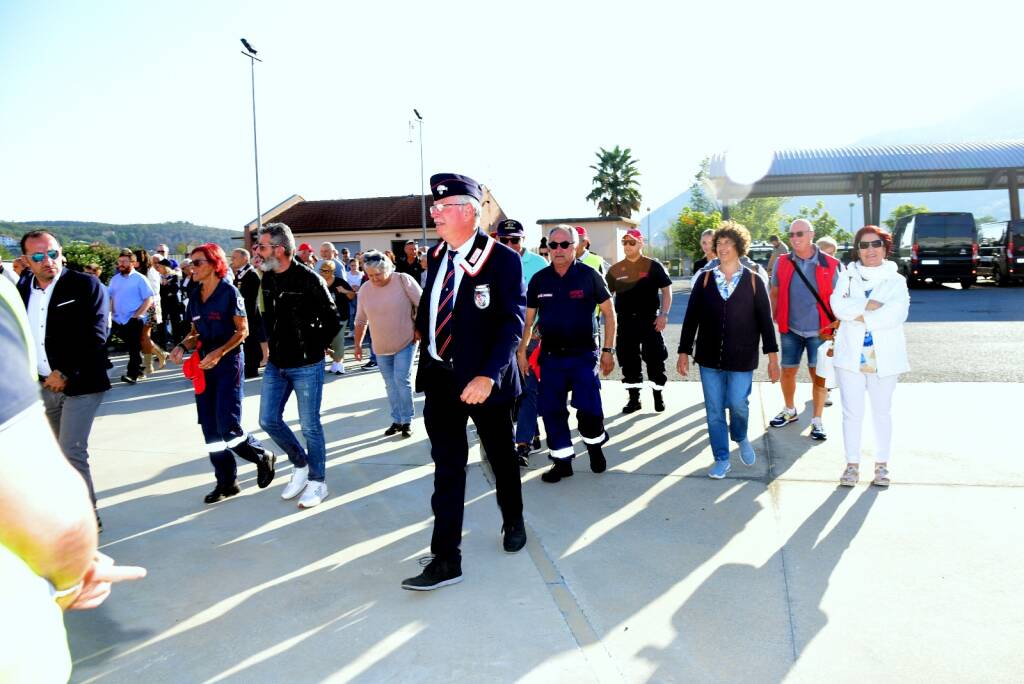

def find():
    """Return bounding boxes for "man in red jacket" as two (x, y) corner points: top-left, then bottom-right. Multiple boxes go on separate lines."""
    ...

(768, 219), (840, 441)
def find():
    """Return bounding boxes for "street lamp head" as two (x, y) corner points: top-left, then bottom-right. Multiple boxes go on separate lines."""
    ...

(413, 108), (422, 120)
(241, 38), (257, 55)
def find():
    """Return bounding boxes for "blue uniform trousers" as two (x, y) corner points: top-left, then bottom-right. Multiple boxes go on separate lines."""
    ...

(195, 350), (268, 486)
(538, 351), (607, 461)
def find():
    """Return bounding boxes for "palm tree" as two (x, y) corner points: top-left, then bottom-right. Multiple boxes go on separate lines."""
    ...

(586, 145), (642, 218)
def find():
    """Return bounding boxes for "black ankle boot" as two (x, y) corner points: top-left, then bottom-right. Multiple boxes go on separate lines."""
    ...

(622, 388), (642, 414)
(587, 443), (607, 473)
(204, 481), (241, 504)
(653, 389), (665, 412)
(541, 459), (574, 483)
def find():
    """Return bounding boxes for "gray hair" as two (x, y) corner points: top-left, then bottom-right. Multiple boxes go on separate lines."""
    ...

(451, 194), (481, 221)
(319, 241), (337, 252)
(701, 229), (715, 239)
(816, 236), (838, 250)
(232, 248), (250, 261)
(548, 224), (578, 244)
(259, 222), (296, 255)
(361, 249), (394, 276)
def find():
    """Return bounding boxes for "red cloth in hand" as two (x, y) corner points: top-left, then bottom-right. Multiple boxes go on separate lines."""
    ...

(182, 342), (206, 395)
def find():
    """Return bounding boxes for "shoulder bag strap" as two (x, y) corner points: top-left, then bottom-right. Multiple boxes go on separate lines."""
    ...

(788, 255), (836, 324)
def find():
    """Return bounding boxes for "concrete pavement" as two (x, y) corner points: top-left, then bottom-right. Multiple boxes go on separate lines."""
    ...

(65, 362), (1024, 683)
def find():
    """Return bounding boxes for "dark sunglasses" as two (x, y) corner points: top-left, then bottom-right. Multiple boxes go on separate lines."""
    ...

(549, 240), (574, 250)
(30, 249), (60, 262)
(499, 236), (521, 244)
(858, 239), (884, 249)
(622, 240), (638, 246)
(191, 258), (210, 267)
(788, 230), (807, 238)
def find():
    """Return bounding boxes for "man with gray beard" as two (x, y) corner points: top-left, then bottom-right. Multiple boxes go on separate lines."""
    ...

(255, 223), (341, 509)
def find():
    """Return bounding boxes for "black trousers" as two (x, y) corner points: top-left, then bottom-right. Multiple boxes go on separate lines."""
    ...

(242, 336), (263, 378)
(422, 362), (523, 562)
(616, 315), (668, 389)
(112, 318), (144, 379)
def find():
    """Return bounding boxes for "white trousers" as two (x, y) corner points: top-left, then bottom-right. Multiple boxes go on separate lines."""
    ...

(835, 367), (898, 464)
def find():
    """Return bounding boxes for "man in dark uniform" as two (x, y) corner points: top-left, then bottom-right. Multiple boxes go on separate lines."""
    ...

(394, 240), (424, 283)
(606, 228), (673, 413)
(231, 248), (266, 378)
(402, 173), (527, 591)
(518, 224), (617, 484)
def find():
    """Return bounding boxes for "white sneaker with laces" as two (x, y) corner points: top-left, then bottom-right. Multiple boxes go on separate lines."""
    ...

(281, 465), (309, 500)
(298, 480), (328, 508)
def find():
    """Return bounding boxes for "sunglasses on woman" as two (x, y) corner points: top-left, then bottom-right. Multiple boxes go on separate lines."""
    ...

(858, 239), (884, 249)
(30, 249), (60, 262)
(548, 240), (574, 250)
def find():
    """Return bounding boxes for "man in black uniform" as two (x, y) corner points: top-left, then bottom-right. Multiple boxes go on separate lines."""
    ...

(231, 248), (266, 378)
(518, 224), (617, 484)
(402, 173), (527, 591)
(394, 240), (424, 283)
(606, 228), (673, 413)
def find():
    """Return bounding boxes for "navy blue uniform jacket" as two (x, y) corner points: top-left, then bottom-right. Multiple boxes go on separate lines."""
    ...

(18, 268), (111, 396)
(415, 230), (526, 405)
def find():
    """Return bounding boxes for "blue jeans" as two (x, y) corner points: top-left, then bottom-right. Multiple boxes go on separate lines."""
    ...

(699, 367), (753, 462)
(258, 361), (327, 481)
(377, 341), (416, 424)
(515, 339), (540, 445)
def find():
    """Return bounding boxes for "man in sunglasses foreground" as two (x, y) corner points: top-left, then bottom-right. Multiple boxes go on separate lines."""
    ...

(403, 173), (527, 591)
(519, 224), (616, 484)
(769, 219), (841, 441)
(16, 230), (111, 532)
(605, 229), (672, 414)
(496, 219), (548, 467)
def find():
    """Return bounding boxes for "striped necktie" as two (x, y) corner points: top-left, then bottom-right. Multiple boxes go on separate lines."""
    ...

(435, 249), (457, 361)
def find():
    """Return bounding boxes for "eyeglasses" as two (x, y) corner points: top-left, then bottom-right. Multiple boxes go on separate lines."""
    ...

(621, 240), (638, 246)
(499, 237), (521, 244)
(191, 258), (210, 267)
(858, 239), (884, 249)
(788, 231), (807, 238)
(30, 249), (59, 262)
(549, 241), (574, 250)
(255, 243), (276, 252)
(428, 202), (468, 215)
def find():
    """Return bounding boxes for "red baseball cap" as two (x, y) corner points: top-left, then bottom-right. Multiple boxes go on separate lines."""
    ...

(574, 226), (589, 240)
(623, 229), (644, 243)
(298, 243), (314, 252)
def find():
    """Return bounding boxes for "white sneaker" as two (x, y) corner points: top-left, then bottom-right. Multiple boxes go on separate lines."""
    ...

(297, 481), (328, 508)
(281, 465), (309, 500)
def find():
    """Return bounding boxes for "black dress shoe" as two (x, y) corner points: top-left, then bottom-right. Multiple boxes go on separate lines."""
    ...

(256, 451), (276, 488)
(501, 519), (527, 553)
(652, 389), (665, 413)
(531, 435), (542, 452)
(400, 423), (412, 438)
(401, 556), (463, 591)
(516, 444), (530, 468)
(541, 459), (574, 483)
(204, 482), (241, 504)
(95, 512), (103, 534)
(384, 423), (401, 436)
(120, 374), (137, 385)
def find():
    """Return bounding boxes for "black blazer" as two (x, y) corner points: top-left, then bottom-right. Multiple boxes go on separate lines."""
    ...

(18, 268), (111, 396)
(414, 230), (525, 404)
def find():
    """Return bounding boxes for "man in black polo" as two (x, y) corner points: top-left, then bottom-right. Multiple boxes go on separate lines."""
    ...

(18, 230), (111, 530)
(518, 224), (616, 484)
(606, 228), (673, 414)
(394, 240), (424, 283)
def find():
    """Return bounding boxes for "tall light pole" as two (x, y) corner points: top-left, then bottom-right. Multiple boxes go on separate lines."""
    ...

(240, 38), (262, 252)
(645, 206), (651, 246)
(413, 109), (426, 245)
(849, 201), (855, 236)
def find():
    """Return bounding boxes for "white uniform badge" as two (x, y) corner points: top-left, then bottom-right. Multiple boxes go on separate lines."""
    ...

(473, 284), (490, 309)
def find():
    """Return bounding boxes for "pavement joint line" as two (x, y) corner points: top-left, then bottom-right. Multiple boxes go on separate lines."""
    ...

(477, 451), (625, 683)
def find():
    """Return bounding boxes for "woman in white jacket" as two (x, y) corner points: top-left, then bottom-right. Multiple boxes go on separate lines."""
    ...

(829, 226), (909, 488)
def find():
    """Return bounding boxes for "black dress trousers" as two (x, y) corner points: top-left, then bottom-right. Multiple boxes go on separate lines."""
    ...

(421, 360), (523, 562)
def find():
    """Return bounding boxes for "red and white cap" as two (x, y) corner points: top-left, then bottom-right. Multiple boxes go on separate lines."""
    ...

(623, 229), (644, 244)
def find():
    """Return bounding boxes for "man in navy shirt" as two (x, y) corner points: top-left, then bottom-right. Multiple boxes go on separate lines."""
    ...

(518, 224), (617, 484)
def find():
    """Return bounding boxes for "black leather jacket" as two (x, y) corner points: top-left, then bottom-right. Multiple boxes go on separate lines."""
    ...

(260, 261), (341, 368)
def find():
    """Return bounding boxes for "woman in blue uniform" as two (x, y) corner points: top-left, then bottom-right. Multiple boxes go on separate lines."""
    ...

(169, 244), (276, 504)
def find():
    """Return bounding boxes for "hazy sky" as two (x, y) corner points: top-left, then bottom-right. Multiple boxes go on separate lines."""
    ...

(2, 0), (1021, 233)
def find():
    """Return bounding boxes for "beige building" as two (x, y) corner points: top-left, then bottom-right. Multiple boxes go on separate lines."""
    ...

(536, 216), (640, 265)
(241, 188), (506, 255)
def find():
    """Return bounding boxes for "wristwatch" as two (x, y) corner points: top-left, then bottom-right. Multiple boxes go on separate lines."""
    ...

(601, 347), (615, 354)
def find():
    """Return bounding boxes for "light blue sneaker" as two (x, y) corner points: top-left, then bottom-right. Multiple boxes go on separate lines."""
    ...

(708, 460), (731, 479)
(738, 439), (756, 466)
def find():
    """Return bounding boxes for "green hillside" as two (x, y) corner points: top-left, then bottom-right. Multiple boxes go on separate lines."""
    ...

(0, 220), (242, 254)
